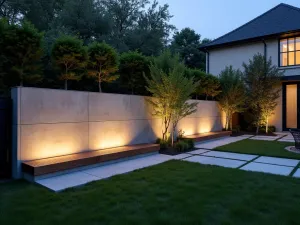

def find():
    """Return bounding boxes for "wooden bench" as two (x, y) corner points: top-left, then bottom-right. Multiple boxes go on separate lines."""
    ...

(184, 131), (232, 142)
(22, 144), (160, 177)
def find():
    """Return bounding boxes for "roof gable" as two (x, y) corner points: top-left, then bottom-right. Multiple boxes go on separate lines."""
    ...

(201, 3), (300, 49)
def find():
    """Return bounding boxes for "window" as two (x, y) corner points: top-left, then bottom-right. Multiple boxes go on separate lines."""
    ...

(280, 37), (300, 66)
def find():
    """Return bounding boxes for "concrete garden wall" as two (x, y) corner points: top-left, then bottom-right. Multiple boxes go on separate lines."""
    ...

(11, 87), (225, 178)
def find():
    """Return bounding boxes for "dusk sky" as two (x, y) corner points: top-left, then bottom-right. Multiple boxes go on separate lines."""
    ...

(157, 0), (300, 41)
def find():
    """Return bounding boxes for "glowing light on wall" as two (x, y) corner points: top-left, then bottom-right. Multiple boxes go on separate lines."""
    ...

(92, 136), (127, 150)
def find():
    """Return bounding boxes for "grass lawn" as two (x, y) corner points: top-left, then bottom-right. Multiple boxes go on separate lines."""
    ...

(2, 161), (300, 225)
(215, 139), (300, 159)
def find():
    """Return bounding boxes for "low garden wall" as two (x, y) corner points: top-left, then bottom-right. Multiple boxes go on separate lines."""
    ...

(11, 87), (225, 178)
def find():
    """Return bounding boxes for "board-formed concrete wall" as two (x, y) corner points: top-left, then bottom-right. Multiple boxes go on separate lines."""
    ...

(11, 87), (225, 178)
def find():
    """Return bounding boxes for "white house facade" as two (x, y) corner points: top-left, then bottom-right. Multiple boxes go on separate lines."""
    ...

(200, 3), (300, 132)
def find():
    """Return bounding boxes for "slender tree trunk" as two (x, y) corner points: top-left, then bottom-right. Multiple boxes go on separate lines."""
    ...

(172, 122), (177, 147)
(266, 116), (269, 134)
(64, 80), (68, 90)
(98, 81), (102, 93)
(206, 95), (208, 100)
(171, 127), (174, 147)
(256, 126), (259, 135)
(229, 113), (233, 130)
(225, 110), (229, 130)
(98, 72), (102, 93)
(162, 116), (171, 141)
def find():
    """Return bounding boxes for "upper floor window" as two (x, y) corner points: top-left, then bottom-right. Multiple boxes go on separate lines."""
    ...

(280, 37), (300, 67)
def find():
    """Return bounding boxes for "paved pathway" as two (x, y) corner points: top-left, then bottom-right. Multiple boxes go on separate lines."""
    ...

(35, 133), (300, 192)
(37, 153), (190, 192)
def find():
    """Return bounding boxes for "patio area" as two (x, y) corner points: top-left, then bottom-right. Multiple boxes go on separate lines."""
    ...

(34, 133), (300, 192)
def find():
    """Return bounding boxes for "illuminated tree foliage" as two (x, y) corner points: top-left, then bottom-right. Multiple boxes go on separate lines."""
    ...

(243, 53), (282, 134)
(218, 66), (247, 130)
(51, 35), (87, 90)
(87, 42), (119, 93)
(145, 51), (198, 145)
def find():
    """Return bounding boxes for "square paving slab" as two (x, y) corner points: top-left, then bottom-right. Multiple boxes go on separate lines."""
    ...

(83, 154), (172, 179)
(37, 171), (98, 192)
(254, 156), (300, 167)
(183, 155), (246, 168)
(241, 162), (293, 176)
(36, 154), (173, 192)
(195, 136), (250, 149)
(189, 149), (210, 155)
(292, 168), (300, 178)
(202, 151), (257, 161)
(170, 153), (192, 160)
(277, 139), (294, 143)
(250, 136), (278, 141)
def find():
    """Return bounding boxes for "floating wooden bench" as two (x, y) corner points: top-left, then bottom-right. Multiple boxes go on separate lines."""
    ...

(22, 144), (160, 177)
(184, 131), (232, 142)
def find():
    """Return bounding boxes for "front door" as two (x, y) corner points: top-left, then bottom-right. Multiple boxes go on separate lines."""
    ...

(283, 83), (300, 130)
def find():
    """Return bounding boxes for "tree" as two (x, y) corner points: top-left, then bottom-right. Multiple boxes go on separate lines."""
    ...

(119, 51), (149, 95)
(218, 66), (247, 130)
(243, 53), (282, 134)
(0, 0), (25, 24)
(196, 73), (221, 100)
(185, 68), (206, 99)
(51, 35), (87, 90)
(145, 51), (198, 146)
(87, 42), (119, 92)
(56, 0), (109, 44)
(22, 0), (65, 31)
(101, 0), (174, 55)
(0, 20), (43, 86)
(170, 27), (205, 70)
(125, 0), (175, 56)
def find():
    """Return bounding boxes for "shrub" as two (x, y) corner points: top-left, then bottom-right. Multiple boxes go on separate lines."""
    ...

(232, 125), (241, 133)
(156, 138), (170, 149)
(175, 141), (189, 152)
(178, 129), (185, 139)
(178, 138), (194, 149)
(259, 126), (276, 133)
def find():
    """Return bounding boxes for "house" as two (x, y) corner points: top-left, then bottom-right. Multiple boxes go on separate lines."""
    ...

(200, 3), (300, 132)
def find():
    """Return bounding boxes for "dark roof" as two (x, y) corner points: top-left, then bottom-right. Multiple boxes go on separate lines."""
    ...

(200, 3), (300, 50)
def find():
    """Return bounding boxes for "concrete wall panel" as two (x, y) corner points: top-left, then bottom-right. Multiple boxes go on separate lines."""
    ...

(20, 88), (89, 124)
(89, 92), (152, 121)
(89, 120), (157, 150)
(11, 87), (224, 178)
(20, 122), (89, 161)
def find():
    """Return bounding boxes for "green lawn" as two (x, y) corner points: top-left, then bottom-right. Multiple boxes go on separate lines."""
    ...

(2, 161), (300, 225)
(215, 139), (300, 159)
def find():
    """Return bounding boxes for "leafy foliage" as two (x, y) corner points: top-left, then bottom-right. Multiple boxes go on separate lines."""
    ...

(55, 0), (109, 44)
(196, 73), (221, 100)
(119, 51), (149, 95)
(0, 19), (43, 87)
(87, 42), (119, 92)
(170, 28), (205, 70)
(145, 51), (198, 145)
(218, 66), (247, 130)
(51, 35), (87, 90)
(243, 53), (283, 133)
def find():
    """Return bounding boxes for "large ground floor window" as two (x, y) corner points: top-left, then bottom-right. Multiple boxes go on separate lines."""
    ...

(283, 82), (300, 130)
